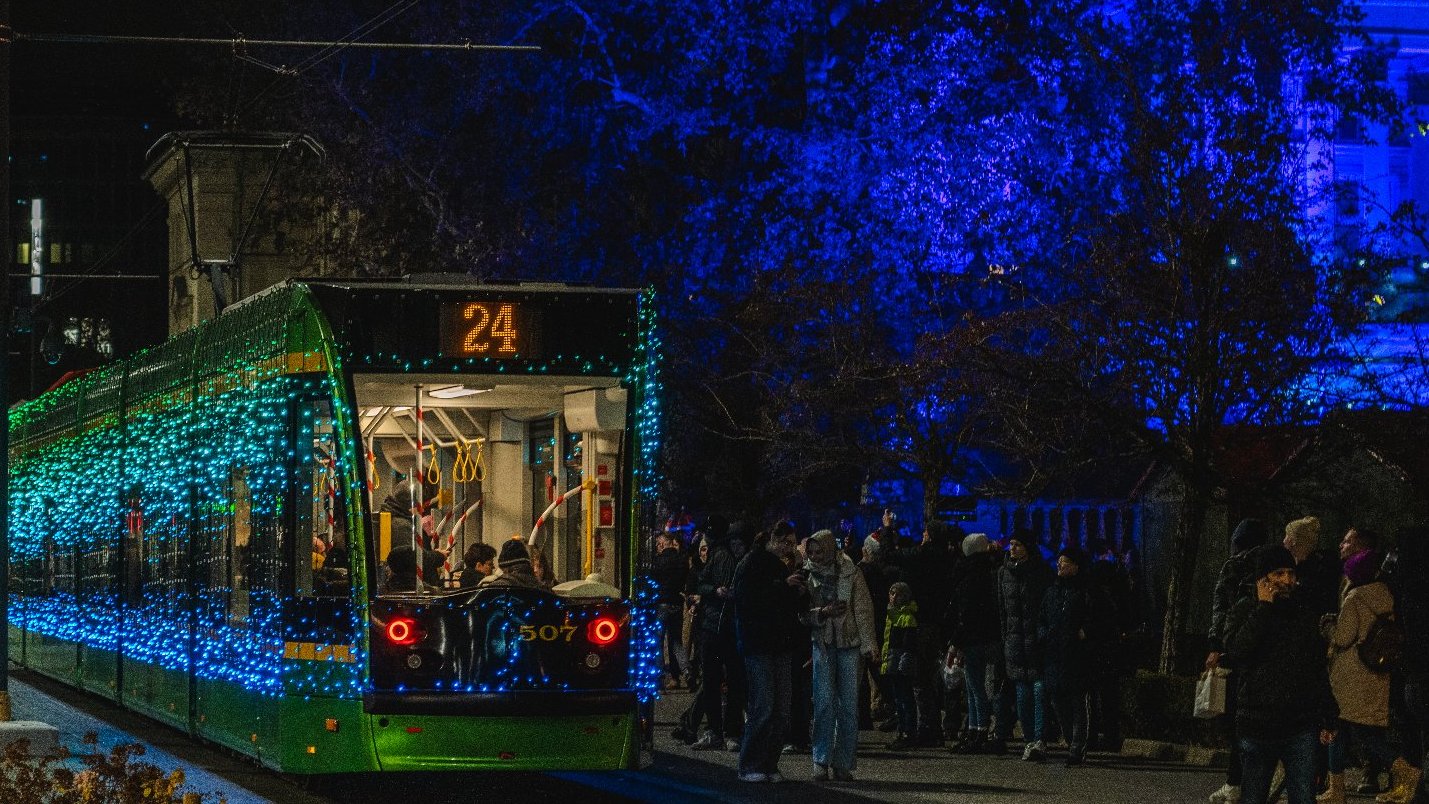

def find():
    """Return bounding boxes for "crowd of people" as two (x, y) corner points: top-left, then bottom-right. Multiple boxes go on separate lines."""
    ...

(650, 511), (1428, 800)
(1205, 518), (1427, 804)
(652, 511), (1141, 784)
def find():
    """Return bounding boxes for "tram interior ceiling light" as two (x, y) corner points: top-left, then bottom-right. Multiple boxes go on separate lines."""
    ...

(428, 385), (492, 399)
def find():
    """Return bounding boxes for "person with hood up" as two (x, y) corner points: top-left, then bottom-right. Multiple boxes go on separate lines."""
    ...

(477, 539), (547, 590)
(1321, 547), (1419, 804)
(1208, 518), (1271, 804)
(1223, 545), (1339, 804)
(803, 528), (878, 782)
(998, 527), (1055, 762)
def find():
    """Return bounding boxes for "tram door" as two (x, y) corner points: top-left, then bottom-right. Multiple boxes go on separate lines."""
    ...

(561, 387), (627, 589)
(527, 418), (584, 584)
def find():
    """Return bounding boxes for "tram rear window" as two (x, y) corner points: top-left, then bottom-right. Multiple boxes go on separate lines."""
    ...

(357, 373), (626, 599)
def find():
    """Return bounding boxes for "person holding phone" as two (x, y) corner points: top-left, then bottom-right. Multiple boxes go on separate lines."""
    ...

(803, 529), (878, 783)
(1223, 545), (1339, 804)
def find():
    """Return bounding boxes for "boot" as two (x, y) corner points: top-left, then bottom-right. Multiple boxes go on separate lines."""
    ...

(1316, 773), (1345, 804)
(1377, 759), (1424, 804)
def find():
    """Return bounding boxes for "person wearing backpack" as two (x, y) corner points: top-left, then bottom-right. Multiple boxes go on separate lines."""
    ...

(1322, 548), (1419, 803)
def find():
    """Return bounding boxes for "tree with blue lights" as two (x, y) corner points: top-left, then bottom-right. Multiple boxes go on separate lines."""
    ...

(980, 0), (1402, 670)
(168, 0), (1412, 666)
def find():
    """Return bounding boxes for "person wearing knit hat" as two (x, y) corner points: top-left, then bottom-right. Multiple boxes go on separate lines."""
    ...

(962, 533), (991, 557)
(477, 538), (546, 590)
(1232, 519), (1269, 552)
(1222, 542), (1339, 804)
(1056, 544), (1089, 571)
(1321, 535), (1412, 804)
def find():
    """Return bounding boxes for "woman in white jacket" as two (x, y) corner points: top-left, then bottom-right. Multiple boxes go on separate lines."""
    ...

(803, 529), (878, 782)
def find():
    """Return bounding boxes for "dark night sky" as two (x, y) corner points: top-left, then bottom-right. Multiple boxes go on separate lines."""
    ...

(7, 3), (199, 396)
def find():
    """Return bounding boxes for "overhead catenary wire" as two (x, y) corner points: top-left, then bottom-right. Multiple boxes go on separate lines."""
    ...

(13, 32), (539, 52)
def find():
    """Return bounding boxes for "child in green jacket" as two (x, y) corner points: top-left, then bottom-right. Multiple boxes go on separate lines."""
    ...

(881, 582), (919, 750)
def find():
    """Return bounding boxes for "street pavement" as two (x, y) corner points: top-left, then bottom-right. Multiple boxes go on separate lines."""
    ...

(9, 668), (1225, 803)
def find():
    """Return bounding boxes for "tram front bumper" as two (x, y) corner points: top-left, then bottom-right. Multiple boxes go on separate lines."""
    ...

(365, 691), (638, 771)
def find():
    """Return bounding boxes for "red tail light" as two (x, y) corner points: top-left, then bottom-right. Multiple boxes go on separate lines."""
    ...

(386, 617), (421, 646)
(587, 616), (620, 646)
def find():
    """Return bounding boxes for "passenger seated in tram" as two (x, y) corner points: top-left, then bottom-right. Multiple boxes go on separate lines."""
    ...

(478, 539), (548, 591)
(384, 542), (445, 592)
(528, 543), (559, 589)
(379, 485), (448, 593)
(459, 542), (498, 588)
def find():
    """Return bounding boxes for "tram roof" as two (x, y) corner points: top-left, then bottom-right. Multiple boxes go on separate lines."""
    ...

(10, 280), (652, 441)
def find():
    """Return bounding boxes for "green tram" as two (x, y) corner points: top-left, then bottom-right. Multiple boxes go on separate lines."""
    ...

(5, 281), (661, 772)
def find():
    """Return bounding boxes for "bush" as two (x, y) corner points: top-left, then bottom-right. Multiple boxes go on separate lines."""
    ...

(0, 732), (224, 804)
(1121, 670), (1223, 747)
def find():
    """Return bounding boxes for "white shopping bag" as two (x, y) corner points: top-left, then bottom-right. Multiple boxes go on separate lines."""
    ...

(1193, 667), (1230, 719)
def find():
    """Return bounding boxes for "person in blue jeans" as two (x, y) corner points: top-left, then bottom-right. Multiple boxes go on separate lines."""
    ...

(732, 522), (806, 784)
(803, 529), (878, 782)
(1223, 545), (1339, 804)
(997, 529), (1054, 762)
(948, 533), (1003, 754)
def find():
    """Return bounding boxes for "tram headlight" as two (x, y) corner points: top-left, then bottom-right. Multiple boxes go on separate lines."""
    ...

(587, 616), (620, 646)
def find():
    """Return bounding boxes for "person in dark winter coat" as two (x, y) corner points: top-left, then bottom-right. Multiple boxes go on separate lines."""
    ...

(1223, 545), (1339, 804)
(1086, 539), (1129, 752)
(1284, 516), (1342, 620)
(1389, 525), (1429, 804)
(906, 521), (960, 746)
(652, 532), (691, 686)
(732, 524), (806, 783)
(1038, 545), (1112, 766)
(690, 517), (749, 750)
(998, 528), (1055, 762)
(380, 484), (445, 592)
(949, 533), (1003, 754)
(1206, 517), (1270, 804)
(458, 542), (497, 588)
(477, 539), (548, 590)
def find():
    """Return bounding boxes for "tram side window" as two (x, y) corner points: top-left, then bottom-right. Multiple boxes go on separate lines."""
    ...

(227, 468), (254, 624)
(81, 536), (117, 604)
(297, 398), (349, 600)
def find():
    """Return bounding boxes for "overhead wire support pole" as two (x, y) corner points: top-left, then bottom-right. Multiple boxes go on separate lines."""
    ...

(0, 0), (12, 722)
(13, 32), (540, 53)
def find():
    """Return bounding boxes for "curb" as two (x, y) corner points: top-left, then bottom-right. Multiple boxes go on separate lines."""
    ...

(1120, 738), (1228, 767)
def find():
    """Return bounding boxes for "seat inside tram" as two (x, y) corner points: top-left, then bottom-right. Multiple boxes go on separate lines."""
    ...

(352, 374), (629, 599)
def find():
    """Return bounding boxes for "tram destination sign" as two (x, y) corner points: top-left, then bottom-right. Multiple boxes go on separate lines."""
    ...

(438, 300), (543, 359)
(308, 283), (640, 373)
